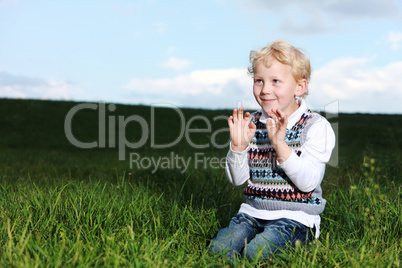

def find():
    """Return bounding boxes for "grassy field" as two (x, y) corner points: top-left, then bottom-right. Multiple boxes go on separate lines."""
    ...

(0, 98), (401, 267)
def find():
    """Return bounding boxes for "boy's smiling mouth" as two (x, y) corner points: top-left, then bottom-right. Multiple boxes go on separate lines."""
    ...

(262, 99), (277, 102)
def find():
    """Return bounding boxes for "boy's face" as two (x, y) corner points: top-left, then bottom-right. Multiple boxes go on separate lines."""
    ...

(253, 58), (305, 117)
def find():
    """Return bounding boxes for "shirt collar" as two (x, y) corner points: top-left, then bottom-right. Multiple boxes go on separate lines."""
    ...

(258, 98), (308, 129)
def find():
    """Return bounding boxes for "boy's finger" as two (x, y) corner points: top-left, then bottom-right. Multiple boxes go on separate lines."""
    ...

(248, 120), (256, 130)
(244, 112), (250, 121)
(232, 109), (238, 123)
(238, 106), (244, 119)
(277, 109), (286, 120)
(269, 112), (278, 122)
(228, 115), (233, 126)
(266, 119), (276, 132)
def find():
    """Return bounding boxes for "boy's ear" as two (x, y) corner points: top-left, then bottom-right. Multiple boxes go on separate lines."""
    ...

(295, 79), (307, 97)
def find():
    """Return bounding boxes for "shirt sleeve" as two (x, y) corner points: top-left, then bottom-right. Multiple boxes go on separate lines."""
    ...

(278, 117), (336, 192)
(225, 143), (250, 186)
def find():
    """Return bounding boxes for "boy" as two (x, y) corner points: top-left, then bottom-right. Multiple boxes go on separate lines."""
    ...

(209, 40), (336, 259)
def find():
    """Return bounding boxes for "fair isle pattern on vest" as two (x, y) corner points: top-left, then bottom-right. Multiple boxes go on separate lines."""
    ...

(243, 110), (326, 215)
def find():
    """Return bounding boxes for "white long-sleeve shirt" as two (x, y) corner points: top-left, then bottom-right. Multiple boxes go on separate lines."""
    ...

(225, 99), (336, 237)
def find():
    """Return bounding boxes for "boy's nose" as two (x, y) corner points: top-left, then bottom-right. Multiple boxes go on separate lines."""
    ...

(261, 85), (272, 94)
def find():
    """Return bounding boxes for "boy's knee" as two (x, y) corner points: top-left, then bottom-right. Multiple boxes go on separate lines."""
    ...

(209, 240), (239, 259)
(243, 243), (274, 260)
(209, 240), (224, 254)
(243, 237), (279, 260)
(243, 244), (257, 259)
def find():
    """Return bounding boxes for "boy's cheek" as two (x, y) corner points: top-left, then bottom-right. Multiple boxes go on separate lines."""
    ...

(252, 87), (259, 98)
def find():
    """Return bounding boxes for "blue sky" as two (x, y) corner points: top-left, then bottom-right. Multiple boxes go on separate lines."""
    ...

(1, 0), (402, 113)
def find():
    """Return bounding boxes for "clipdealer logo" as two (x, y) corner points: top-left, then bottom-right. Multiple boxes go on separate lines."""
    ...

(64, 102), (230, 161)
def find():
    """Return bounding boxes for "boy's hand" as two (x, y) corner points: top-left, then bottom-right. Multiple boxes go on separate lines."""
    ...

(228, 107), (256, 152)
(267, 108), (291, 163)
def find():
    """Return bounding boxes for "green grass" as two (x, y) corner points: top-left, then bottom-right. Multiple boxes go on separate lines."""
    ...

(0, 98), (401, 267)
(1, 177), (220, 267)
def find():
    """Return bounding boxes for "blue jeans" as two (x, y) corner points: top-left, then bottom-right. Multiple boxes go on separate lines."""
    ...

(209, 213), (315, 259)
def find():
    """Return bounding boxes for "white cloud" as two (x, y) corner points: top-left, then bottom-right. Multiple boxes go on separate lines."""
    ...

(244, 0), (402, 34)
(0, 72), (82, 100)
(124, 68), (255, 109)
(159, 57), (193, 71)
(309, 57), (402, 113)
(388, 31), (402, 50)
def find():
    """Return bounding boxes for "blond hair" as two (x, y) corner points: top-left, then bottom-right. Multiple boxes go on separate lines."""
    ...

(248, 40), (311, 98)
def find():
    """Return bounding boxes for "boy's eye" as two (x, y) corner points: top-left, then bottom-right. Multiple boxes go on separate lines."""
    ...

(273, 79), (279, 84)
(255, 79), (263, 84)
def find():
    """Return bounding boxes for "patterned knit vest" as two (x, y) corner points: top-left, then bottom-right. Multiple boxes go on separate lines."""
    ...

(244, 110), (326, 215)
